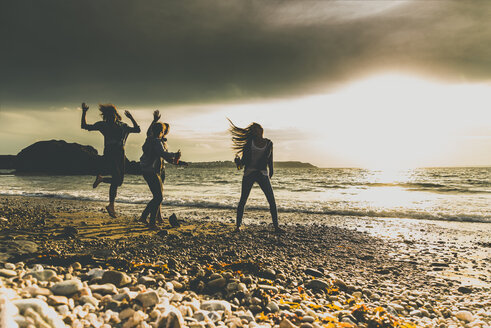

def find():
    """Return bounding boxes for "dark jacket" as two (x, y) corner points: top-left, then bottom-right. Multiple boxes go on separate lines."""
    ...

(140, 138), (178, 174)
(239, 138), (273, 173)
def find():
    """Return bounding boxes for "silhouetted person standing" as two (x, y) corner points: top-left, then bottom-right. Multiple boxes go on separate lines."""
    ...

(81, 102), (141, 217)
(229, 120), (282, 233)
(139, 114), (187, 229)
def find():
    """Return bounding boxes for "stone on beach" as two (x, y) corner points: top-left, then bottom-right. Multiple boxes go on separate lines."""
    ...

(136, 290), (160, 308)
(305, 268), (323, 277)
(12, 298), (65, 328)
(201, 300), (232, 313)
(455, 310), (474, 322)
(207, 277), (226, 289)
(258, 284), (279, 294)
(26, 269), (57, 281)
(89, 283), (118, 295)
(0, 269), (17, 278)
(280, 318), (297, 328)
(0, 294), (19, 328)
(157, 309), (182, 328)
(101, 270), (132, 287)
(87, 268), (106, 280)
(50, 279), (82, 296)
(47, 295), (68, 306)
(305, 279), (329, 290)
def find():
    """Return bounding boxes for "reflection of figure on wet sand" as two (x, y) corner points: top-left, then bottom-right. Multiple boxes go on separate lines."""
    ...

(228, 119), (283, 233)
(81, 102), (141, 218)
(139, 110), (188, 230)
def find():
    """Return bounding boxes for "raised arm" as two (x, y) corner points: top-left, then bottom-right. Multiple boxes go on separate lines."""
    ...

(147, 110), (161, 137)
(268, 142), (274, 178)
(81, 103), (98, 131)
(124, 110), (141, 133)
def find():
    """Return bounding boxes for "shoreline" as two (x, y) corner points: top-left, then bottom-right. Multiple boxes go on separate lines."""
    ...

(0, 195), (490, 327)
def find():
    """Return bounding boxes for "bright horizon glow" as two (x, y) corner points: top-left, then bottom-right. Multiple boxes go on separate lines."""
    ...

(165, 73), (490, 169)
(0, 73), (490, 169)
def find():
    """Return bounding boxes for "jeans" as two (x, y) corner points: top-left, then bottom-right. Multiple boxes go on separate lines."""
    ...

(141, 171), (163, 225)
(236, 171), (278, 228)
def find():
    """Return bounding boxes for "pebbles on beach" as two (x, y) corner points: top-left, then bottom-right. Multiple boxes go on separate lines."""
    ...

(0, 196), (490, 328)
(0, 260), (489, 328)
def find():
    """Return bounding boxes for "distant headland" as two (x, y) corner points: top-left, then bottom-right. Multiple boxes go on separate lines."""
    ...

(0, 140), (316, 174)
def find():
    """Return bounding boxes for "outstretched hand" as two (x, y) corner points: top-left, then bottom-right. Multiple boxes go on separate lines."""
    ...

(124, 110), (133, 119)
(81, 102), (89, 111)
(234, 155), (243, 170)
(153, 110), (161, 122)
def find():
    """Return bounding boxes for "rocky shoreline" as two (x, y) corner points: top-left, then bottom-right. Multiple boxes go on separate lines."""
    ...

(0, 196), (490, 327)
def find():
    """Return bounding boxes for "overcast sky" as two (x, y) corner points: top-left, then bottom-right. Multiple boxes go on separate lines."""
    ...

(1, 0), (490, 167)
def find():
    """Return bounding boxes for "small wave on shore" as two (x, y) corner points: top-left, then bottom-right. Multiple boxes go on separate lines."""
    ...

(1, 189), (490, 223)
(0, 167), (489, 223)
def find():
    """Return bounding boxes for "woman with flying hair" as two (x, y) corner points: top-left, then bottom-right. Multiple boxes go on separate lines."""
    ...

(81, 102), (141, 218)
(228, 119), (283, 233)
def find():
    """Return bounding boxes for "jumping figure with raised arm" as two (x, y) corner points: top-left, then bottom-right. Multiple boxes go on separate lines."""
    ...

(81, 102), (141, 217)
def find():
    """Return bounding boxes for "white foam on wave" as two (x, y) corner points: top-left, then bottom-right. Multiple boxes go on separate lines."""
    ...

(0, 190), (489, 223)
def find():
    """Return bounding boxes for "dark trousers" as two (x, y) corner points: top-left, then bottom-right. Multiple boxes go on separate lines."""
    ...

(101, 148), (125, 203)
(236, 171), (278, 228)
(141, 171), (163, 225)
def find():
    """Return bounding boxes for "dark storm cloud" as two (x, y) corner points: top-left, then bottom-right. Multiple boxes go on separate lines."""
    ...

(1, 0), (491, 108)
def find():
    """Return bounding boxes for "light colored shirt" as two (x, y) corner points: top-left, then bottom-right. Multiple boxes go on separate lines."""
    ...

(245, 140), (268, 176)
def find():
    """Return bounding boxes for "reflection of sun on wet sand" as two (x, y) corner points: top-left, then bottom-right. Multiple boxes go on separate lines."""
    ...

(0, 195), (490, 327)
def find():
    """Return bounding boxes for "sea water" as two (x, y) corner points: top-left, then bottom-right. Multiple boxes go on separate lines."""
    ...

(0, 167), (489, 223)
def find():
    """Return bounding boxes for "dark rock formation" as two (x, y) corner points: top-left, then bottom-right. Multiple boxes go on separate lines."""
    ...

(15, 140), (141, 175)
(0, 155), (16, 169)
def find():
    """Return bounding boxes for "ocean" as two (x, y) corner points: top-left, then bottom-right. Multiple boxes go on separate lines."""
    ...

(0, 167), (489, 223)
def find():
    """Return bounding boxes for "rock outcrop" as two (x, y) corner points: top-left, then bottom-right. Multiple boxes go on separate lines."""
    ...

(15, 140), (140, 175)
(0, 155), (16, 169)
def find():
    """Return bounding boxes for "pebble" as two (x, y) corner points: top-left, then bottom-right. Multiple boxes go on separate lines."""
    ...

(300, 323), (313, 328)
(13, 298), (66, 328)
(138, 276), (156, 286)
(80, 295), (99, 307)
(119, 307), (135, 320)
(455, 310), (474, 322)
(47, 295), (68, 306)
(280, 318), (297, 328)
(50, 279), (83, 296)
(207, 277), (226, 289)
(4, 263), (16, 270)
(0, 269), (17, 277)
(101, 270), (132, 287)
(87, 268), (106, 280)
(305, 279), (329, 290)
(157, 309), (182, 328)
(136, 290), (160, 307)
(27, 269), (57, 281)
(201, 300), (231, 313)
(305, 268), (323, 277)
(258, 284), (278, 294)
(90, 283), (118, 295)
(266, 301), (279, 313)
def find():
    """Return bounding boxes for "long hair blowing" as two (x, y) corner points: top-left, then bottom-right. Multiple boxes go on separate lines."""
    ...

(99, 104), (122, 122)
(228, 118), (259, 155)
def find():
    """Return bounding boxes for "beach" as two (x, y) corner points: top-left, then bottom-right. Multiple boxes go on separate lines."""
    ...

(0, 195), (489, 327)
